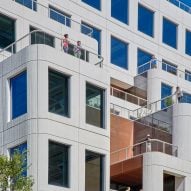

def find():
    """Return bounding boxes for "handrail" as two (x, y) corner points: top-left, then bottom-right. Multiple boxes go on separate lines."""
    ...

(110, 87), (147, 106)
(0, 30), (103, 67)
(12, 0), (93, 37)
(166, 0), (191, 14)
(111, 138), (178, 165)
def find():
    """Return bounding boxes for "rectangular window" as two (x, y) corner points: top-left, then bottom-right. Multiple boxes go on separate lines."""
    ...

(85, 150), (104, 191)
(49, 69), (69, 117)
(137, 49), (152, 74)
(186, 30), (191, 56)
(182, 92), (191, 103)
(0, 13), (15, 50)
(82, 0), (101, 10)
(48, 141), (69, 187)
(10, 71), (27, 119)
(111, 0), (128, 24)
(185, 70), (191, 82)
(81, 22), (101, 55)
(138, 4), (154, 37)
(15, 0), (37, 11)
(49, 6), (71, 27)
(163, 18), (178, 49)
(10, 142), (27, 177)
(163, 173), (175, 191)
(30, 26), (55, 47)
(111, 36), (128, 69)
(86, 83), (104, 128)
(161, 83), (172, 109)
(162, 60), (177, 75)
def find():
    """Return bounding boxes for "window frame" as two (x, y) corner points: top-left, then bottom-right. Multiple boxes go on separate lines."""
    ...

(185, 29), (191, 56)
(81, 0), (101, 11)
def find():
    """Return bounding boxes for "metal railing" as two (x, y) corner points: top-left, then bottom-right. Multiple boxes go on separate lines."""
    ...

(166, 0), (191, 14)
(110, 87), (147, 106)
(12, 0), (93, 37)
(111, 139), (178, 165)
(0, 30), (103, 67)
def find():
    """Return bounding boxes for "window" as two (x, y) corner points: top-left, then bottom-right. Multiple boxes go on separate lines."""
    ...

(0, 13), (15, 50)
(49, 6), (71, 27)
(10, 71), (27, 119)
(85, 150), (104, 191)
(162, 60), (177, 75)
(182, 92), (191, 103)
(111, 0), (128, 24)
(186, 30), (191, 56)
(185, 70), (191, 82)
(10, 142), (27, 177)
(161, 83), (172, 109)
(81, 22), (101, 55)
(86, 83), (104, 128)
(137, 49), (152, 74)
(111, 36), (128, 69)
(30, 26), (54, 47)
(48, 141), (69, 187)
(49, 69), (69, 117)
(163, 18), (178, 49)
(138, 4), (154, 37)
(82, 0), (101, 10)
(15, 0), (37, 11)
(163, 173), (175, 191)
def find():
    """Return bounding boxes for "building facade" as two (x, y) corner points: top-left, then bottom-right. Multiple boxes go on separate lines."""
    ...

(0, 0), (191, 191)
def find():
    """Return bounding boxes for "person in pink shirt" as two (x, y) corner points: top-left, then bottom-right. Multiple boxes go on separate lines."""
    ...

(63, 34), (69, 53)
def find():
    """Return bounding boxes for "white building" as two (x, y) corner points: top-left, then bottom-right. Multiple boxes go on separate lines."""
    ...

(0, 0), (191, 191)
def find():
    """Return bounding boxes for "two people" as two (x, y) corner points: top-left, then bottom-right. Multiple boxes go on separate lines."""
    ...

(62, 34), (82, 58)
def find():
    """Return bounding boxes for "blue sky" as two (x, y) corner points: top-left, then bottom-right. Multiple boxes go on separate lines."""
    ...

(180, 0), (191, 6)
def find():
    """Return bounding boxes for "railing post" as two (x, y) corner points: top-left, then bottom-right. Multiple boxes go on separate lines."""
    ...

(163, 142), (165, 154)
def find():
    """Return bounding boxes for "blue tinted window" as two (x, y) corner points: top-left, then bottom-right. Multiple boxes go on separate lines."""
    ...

(138, 4), (154, 37)
(137, 49), (152, 74)
(163, 18), (177, 49)
(185, 70), (191, 82)
(161, 83), (172, 109)
(81, 22), (101, 55)
(186, 30), (191, 56)
(82, 0), (101, 10)
(10, 142), (27, 177)
(111, 0), (128, 24)
(182, 92), (191, 103)
(162, 60), (177, 75)
(15, 0), (37, 11)
(111, 36), (128, 69)
(11, 71), (27, 119)
(49, 6), (71, 27)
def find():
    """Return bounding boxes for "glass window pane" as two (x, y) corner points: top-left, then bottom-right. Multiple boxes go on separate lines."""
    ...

(49, 69), (69, 117)
(163, 18), (177, 49)
(86, 83), (104, 128)
(162, 60), (177, 75)
(10, 142), (27, 177)
(81, 22), (101, 55)
(11, 71), (27, 119)
(186, 30), (191, 56)
(85, 150), (104, 191)
(111, 36), (128, 69)
(0, 13), (15, 50)
(48, 141), (69, 187)
(82, 0), (101, 10)
(111, 0), (128, 24)
(161, 83), (172, 109)
(185, 70), (191, 82)
(15, 0), (37, 11)
(138, 4), (154, 37)
(182, 92), (191, 103)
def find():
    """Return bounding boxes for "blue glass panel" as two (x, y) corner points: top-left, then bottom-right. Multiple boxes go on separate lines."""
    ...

(82, 0), (101, 10)
(11, 71), (27, 119)
(163, 18), (177, 49)
(15, 0), (37, 11)
(10, 142), (27, 177)
(185, 70), (191, 82)
(162, 60), (177, 75)
(186, 30), (191, 56)
(161, 83), (172, 109)
(137, 49), (152, 73)
(81, 22), (101, 55)
(182, 92), (191, 103)
(111, 36), (128, 69)
(111, 0), (128, 24)
(138, 4), (154, 37)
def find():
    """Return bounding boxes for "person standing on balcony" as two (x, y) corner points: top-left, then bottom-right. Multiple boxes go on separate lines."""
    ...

(73, 40), (82, 58)
(63, 34), (69, 53)
(175, 86), (183, 103)
(150, 55), (157, 69)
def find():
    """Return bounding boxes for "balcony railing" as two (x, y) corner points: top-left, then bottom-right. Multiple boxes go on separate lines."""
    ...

(110, 87), (147, 106)
(111, 139), (178, 165)
(0, 30), (103, 67)
(166, 0), (191, 14)
(12, 0), (93, 37)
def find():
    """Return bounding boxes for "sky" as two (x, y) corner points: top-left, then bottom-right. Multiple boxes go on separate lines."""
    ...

(180, 0), (191, 7)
